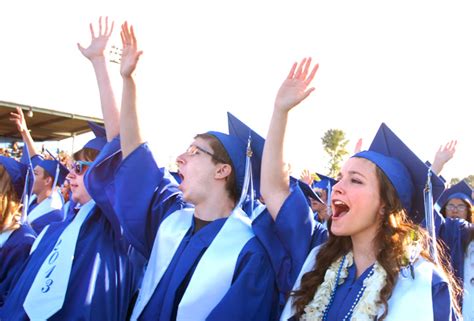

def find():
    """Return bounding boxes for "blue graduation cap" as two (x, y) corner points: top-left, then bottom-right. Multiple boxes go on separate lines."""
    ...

(312, 173), (337, 191)
(353, 123), (445, 224)
(436, 180), (473, 208)
(0, 156), (28, 199)
(207, 112), (265, 202)
(312, 172), (337, 208)
(290, 176), (323, 205)
(36, 159), (69, 186)
(84, 121), (107, 151)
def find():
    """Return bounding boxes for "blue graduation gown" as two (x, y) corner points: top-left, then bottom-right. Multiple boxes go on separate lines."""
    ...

(0, 204), (140, 321)
(27, 198), (64, 234)
(0, 139), (142, 321)
(433, 209), (473, 283)
(97, 143), (278, 321)
(252, 183), (328, 300)
(0, 224), (36, 307)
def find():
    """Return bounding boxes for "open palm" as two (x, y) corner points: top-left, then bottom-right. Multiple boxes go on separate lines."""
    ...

(77, 16), (114, 61)
(274, 57), (319, 112)
(120, 22), (143, 78)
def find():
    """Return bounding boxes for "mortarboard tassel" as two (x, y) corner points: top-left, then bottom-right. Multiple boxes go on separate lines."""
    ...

(52, 162), (60, 194)
(326, 180), (332, 216)
(423, 168), (438, 263)
(46, 149), (62, 195)
(20, 144), (34, 223)
(20, 166), (31, 224)
(237, 134), (254, 214)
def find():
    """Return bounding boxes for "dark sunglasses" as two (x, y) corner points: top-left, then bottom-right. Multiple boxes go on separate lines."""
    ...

(68, 161), (93, 175)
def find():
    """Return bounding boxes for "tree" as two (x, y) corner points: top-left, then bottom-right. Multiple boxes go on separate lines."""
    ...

(464, 175), (474, 188)
(449, 178), (460, 186)
(449, 175), (473, 188)
(321, 129), (349, 177)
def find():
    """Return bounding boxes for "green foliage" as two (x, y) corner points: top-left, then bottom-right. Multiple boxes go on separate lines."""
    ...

(449, 175), (474, 188)
(321, 129), (349, 177)
(449, 178), (460, 186)
(464, 175), (474, 188)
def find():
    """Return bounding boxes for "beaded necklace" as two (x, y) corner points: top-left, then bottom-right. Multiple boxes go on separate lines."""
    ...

(302, 251), (387, 321)
(321, 255), (346, 321)
(342, 265), (376, 320)
(321, 255), (376, 321)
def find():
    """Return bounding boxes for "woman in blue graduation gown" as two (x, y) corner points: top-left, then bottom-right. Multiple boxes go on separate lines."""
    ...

(436, 184), (473, 283)
(429, 144), (474, 317)
(433, 181), (473, 318)
(0, 158), (36, 307)
(256, 58), (461, 320)
(89, 22), (277, 321)
(0, 17), (142, 321)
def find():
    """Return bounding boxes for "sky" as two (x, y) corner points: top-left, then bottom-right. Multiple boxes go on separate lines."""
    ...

(1, 0), (473, 182)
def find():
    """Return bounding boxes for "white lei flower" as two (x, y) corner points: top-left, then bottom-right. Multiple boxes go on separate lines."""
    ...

(301, 251), (387, 321)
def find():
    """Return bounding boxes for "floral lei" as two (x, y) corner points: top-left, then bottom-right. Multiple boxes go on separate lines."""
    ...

(301, 251), (387, 321)
(300, 231), (422, 321)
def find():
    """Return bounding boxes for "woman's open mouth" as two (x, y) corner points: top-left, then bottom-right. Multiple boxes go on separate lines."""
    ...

(332, 200), (350, 219)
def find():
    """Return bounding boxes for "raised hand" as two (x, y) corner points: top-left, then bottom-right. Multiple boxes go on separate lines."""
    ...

(120, 22), (143, 78)
(274, 57), (319, 113)
(431, 140), (457, 175)
(9, 107), (28, 134)
(77, 16), (114, 62)
(353, 138), (363, 154)
(300, 169), (314, 186)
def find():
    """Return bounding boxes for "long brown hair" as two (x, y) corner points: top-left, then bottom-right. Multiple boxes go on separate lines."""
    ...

(0, 165), (22, 232)
(291, 165), (462, 320)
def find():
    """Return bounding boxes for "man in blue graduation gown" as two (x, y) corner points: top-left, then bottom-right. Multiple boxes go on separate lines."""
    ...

(9, 107), (67, 233)
(88, 22), (278, 321)
(26, 157), (69, 233)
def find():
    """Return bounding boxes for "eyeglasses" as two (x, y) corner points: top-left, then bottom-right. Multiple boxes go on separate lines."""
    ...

(185, 145), (225, 163)
(68, 161), (93, 175)
(446, 204), (468, 212)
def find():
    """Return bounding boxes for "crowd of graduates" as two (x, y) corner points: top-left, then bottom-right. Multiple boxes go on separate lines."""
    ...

(0, 17), (472, 321)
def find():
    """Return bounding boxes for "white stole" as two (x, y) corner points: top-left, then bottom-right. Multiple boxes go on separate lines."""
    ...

(27, 191), (63, 224)
(23, 200), (96, 321)
(383, 259), (434, 321)
(0, 229), (15, 248)
(177, 209), (254, 320)
(463, 241), (474, 320)
(280, 247), (435, 321)
(131, 207), (254, 321)
(250, 203), (267, 220)
(29, 226), (50, 255)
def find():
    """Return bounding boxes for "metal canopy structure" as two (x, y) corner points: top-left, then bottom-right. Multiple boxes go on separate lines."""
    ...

(0, 100), (104, 141)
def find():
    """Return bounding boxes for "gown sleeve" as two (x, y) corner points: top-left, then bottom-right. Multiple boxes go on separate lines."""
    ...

(87, 141), (185, 259)
(253, 181), (326, 297)
(431, 268), (460, 321)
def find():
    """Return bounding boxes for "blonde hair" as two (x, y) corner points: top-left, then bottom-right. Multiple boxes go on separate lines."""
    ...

(0, 165), (22, 232)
